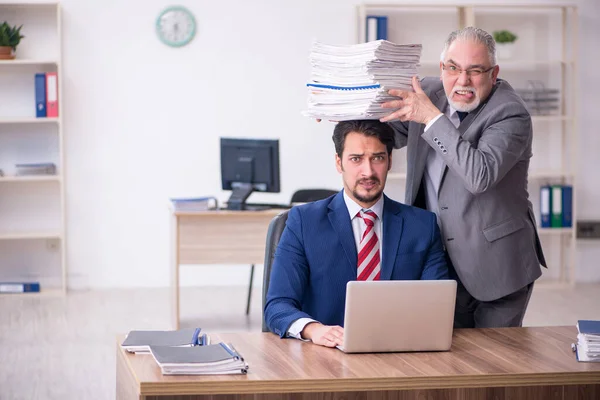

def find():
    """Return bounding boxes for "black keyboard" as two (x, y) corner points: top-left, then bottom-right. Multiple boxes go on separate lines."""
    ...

(244, 202), (290, 210)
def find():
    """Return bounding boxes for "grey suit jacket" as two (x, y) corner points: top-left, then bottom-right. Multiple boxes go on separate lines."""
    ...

(390, 77), (546, 301)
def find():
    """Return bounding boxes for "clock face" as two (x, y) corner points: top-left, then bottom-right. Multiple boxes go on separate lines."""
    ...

(156, 6), (196, 47)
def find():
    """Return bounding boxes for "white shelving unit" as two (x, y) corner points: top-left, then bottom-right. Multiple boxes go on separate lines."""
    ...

(0, 2), (65, 294)
(359, 3), (578, 283)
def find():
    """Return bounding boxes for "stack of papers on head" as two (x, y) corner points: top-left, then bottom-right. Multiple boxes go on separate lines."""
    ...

(121, 327), (201, 354)
(575, 320), (600, 362)
(150, 342), (249, 375)
(303, 40), (422, 121)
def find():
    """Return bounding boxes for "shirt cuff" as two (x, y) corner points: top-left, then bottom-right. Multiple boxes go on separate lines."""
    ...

(287, 318), (317, 340)
(424, 113), (444, 131)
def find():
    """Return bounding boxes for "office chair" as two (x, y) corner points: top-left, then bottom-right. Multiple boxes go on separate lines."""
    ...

(261, 210), (289, 332)
(245, 189), (337, 316)
(290, 189), (338, 204)
(245, 189), (337, 317)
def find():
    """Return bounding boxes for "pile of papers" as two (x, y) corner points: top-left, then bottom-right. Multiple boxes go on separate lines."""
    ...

(15, 162), (56, 176)
(575, 320), (600, 362)
(150, 342), (249, 375)
(169, 196), (218, 212)
(303, 40), (422, 121)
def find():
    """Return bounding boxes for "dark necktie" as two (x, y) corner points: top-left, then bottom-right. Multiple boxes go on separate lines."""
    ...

(456, 111), (468, 122)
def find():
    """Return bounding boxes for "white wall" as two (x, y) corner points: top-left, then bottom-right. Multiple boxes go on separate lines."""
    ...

(39, 0), (598, 288)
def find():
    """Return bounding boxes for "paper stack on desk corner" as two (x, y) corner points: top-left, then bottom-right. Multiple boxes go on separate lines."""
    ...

(302, 40), (422, 121)
(575, 320), (600, 362)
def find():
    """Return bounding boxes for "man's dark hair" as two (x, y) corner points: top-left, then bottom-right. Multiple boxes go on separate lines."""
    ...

(332, 120), (395, 158)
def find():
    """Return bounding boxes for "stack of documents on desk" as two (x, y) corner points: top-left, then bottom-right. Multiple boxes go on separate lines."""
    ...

(150, 342), (249, 375)
(575, 320), (600, 362)
(121, 327), (201, 354)
(170, 196), (218, 211)
(303, 40), (422, 121)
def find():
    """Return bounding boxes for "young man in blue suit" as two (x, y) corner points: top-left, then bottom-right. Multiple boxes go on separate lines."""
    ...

(264, 120), (449, 348)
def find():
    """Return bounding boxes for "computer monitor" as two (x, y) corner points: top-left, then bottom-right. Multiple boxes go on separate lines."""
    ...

(220, 138), (280, 210)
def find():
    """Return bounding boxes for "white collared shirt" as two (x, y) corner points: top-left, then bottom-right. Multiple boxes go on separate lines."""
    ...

(286, 191), (385, 339)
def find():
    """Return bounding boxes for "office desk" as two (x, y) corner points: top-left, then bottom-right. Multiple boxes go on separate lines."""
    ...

(171, 209), (283, 329)
(116, 326), (600, 400)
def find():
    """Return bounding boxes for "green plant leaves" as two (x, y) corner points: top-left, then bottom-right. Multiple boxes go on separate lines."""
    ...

(0, 22), (25, 49)
(493, 30), (517, 44)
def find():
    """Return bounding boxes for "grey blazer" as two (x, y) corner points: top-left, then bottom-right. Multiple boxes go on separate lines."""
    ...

(390, 77), (546, 302)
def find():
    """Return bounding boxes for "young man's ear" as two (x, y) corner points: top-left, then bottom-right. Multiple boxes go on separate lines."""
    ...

(335, 154), (343, 173)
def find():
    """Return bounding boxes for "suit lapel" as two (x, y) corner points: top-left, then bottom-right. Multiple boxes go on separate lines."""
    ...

(380, 196), (403, 281)
(407, 86), (448, 203)
(328, 193), (358, 278)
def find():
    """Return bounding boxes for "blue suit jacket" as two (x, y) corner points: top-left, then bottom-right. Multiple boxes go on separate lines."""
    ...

(264, 191), (449, 337)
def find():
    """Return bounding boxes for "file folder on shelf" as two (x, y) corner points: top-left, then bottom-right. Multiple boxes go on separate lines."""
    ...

(540, 185), (551, 228)
(0, 282), (40, 293)
(561, 185), (573, 228)
(46, 72), (59, 118)
(366, 16), (388, 42)
(35, 73), (47, 118)
(551, 185), (562, 228)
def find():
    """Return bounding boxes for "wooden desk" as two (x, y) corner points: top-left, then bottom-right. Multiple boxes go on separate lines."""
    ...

(171, 209), (282, 329)
(116, 326), (600, 400)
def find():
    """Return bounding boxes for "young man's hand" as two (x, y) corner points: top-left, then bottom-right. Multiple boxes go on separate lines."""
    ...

(301, 322), (344, 347)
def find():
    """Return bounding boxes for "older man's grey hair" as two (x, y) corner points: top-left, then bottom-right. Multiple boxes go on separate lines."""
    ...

(440, 27), (497, 66)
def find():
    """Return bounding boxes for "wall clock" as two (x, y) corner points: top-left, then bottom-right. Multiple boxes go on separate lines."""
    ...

(156, 6), (196, 47)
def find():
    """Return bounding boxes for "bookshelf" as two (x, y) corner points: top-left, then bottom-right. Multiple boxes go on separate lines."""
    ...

(359, 3), (578, 283)
(0, 3), (65, 294)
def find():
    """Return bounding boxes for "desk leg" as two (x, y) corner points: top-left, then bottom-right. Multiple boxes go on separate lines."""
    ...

(171, 214), (180, 329)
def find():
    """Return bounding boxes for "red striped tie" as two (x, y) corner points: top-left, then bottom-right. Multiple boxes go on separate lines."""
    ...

(357, 210), (381, 281)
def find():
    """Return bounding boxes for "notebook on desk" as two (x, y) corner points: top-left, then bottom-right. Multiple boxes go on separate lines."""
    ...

(121, 327), (201, 353)
(337, 280), (457, 353)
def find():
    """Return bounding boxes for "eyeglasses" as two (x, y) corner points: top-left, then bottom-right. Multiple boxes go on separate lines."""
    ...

(442, 63), (495, 77)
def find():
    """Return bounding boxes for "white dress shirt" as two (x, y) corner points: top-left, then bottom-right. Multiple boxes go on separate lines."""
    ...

(422, 106), (462, 227)
(286, 191), (385, 339)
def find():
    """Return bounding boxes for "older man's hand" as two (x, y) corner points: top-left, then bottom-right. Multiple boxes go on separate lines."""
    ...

(380, 76), (442, 124)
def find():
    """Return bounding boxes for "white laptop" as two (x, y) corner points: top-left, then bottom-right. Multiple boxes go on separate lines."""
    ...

(338, 280), (457, 353)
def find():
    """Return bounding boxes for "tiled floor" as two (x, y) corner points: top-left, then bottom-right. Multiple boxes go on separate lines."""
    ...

(1, 283), (599, 400)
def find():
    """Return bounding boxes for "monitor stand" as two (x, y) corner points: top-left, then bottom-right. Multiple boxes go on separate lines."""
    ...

(226, 183), (254, 211)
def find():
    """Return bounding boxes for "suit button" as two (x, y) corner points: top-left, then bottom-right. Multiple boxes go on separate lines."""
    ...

(442, 150), (448, 154)
(440, 206), (448, 210)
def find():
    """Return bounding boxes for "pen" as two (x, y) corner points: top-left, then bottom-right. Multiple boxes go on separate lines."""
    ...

(201, 333), (208, 346)
(193, 328), (202, 346)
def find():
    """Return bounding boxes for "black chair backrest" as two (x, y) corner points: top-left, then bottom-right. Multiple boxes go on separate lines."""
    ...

(290, 189), (338, 204)
(262, 210), (290, 332)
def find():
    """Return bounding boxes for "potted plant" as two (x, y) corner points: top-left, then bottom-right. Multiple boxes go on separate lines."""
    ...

(0, 22), (25, 60)
(493, 30), (518, 60)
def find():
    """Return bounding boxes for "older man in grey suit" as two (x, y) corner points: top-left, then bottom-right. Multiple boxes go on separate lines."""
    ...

(380, 27), (546, 328)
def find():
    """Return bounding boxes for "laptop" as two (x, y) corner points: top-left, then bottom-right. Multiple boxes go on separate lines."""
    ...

(337, 280), (457, 353)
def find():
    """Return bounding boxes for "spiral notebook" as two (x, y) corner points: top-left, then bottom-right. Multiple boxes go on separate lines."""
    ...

(150, 342), (249, 375)
(121, 327), (201, 354)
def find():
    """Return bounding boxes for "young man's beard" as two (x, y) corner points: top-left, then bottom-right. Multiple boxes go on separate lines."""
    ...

(353, 177), (383, 204)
